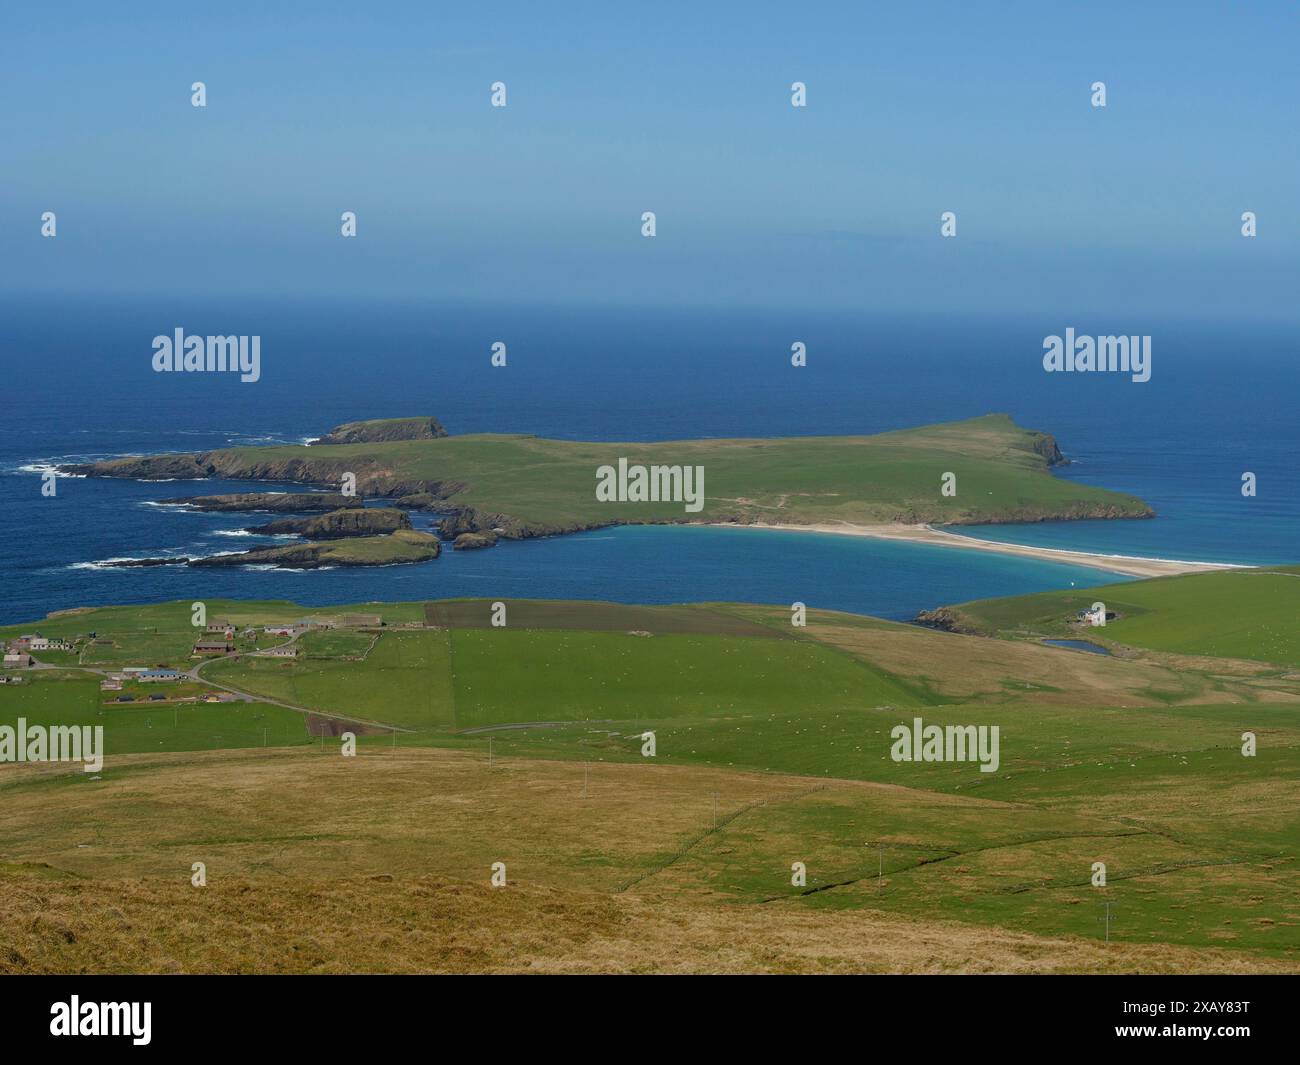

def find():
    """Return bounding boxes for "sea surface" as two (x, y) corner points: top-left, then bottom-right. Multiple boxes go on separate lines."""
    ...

(2, 297), (1294, 626)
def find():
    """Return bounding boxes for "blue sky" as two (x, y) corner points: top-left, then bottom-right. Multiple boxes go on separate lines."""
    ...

(2, 1), (1297, 317)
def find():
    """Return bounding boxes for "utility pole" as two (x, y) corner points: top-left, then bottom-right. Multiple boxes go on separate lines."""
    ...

(1098, 901), (1117, 943)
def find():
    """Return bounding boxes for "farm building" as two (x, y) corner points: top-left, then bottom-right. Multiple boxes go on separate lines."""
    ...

(192, 638), (233, 656)
(261, 646), (300, 658)
(140, 669), (183, 682)
(3, 652), (34, 668)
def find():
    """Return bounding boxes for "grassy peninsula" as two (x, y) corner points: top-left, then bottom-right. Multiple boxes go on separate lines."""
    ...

(61, 413), (1154, 540)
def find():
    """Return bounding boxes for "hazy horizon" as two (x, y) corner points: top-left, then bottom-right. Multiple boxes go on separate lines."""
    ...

(4, 1), (1298, 319)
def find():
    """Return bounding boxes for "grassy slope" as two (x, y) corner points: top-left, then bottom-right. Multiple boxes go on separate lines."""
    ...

(929, 567), (1300, 668)
(2, 592), (1297, 970)
(86, 414), (1154, 530)
(1, 743), (1295, 971)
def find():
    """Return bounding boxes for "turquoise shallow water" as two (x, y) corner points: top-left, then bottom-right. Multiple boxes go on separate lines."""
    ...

(1, 505), (1129, 626)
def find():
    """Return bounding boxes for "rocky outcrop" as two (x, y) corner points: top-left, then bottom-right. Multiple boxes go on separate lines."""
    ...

(100, 557), (191, 568)
(61, 454), (215, 480)
(437, 508), (487, 539)
(1027, 429), (1069, 467)
(913, 607), (973, 633)
(311, 417), (447, 446)
(159, 492), (352, 513)
(191, 531), (441, 570)
(61, 457), (465, 506)
(391, 492), (441, 510)
(452, 532), (499, 550)
(191, 545), (342, 569)
(248, 508), (411, 539)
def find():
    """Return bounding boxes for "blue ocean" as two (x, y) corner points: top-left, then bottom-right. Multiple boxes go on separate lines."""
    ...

(2, 296), (1295, 626)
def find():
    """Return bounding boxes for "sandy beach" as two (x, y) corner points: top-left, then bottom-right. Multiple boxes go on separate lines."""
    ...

(708, 522), (1242, 578)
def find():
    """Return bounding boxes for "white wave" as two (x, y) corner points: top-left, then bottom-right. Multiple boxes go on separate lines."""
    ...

(241, 564), (336, 572)
(72, 554), (189, 570)
(13, 463), (86, 478)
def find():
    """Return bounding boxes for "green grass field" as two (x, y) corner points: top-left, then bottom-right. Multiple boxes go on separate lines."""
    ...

(932, 567), (1300, 667)
(0, 674), (311, 755)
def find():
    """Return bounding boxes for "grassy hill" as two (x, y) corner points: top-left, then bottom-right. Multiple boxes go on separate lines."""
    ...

(62, 414), (1154, 535)
(924, 566), (1300, 668)
(2, 591), (1298, 972)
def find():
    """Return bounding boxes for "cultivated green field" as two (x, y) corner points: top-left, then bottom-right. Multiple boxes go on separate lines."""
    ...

(0, 674), (310, 755)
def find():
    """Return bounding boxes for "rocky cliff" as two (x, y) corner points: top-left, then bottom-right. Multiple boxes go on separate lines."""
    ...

(248, 508), (412, 539)
(191, 531), (441, 569)
(160, 492), (352, 513)
(1027, 429), (1069, 467)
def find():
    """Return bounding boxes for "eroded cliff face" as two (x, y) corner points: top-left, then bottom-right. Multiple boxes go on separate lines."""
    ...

(248, 508), (411, 539)
(1027, 430), (1069, 467)
(434, 506), (613, 543)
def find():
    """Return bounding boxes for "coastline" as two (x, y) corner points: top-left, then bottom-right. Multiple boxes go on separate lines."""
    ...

(707, 522), (1243, 579)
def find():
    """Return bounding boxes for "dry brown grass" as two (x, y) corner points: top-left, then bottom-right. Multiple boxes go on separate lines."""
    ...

(2, 746), (1293, 974)
(0, 747), (824, 889)
(799, 619), (1299, 706)
(2, 871), (1292, 975)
